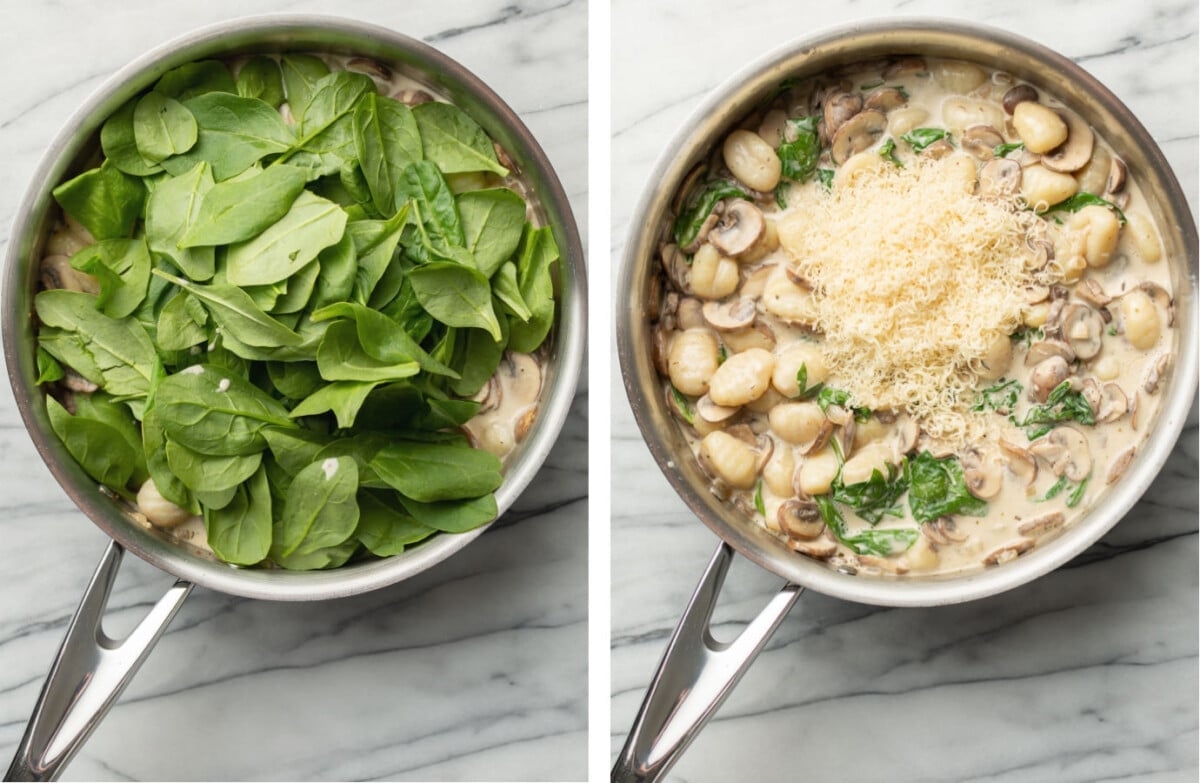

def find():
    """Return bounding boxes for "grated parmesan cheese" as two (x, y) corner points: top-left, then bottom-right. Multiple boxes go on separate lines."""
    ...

(776, 155), (1060, 444)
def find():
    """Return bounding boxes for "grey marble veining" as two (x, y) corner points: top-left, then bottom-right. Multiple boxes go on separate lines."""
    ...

(611, 1), (1198, 781)
(0, 1), (587, 781)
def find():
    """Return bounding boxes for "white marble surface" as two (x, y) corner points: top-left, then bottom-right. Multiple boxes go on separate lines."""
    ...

(0, 1), (587, 781)
(611, 2), (1198, 781)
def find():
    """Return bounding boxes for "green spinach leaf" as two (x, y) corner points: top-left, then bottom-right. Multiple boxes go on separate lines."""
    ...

(353, 93), (422, 215)
(777, 116), (821, 182)
(397, 493), (498, 534)
(133, 91), (198, 162)
(371, 440), (503, 502)
(69, 238), (151, 319)
(161, 93), (295, 181)
(356, 490), (435, 556)
(180, 164), (308, 246)
(280, 54), (330, 122)
(236, 56), (284, 108)
(205, 463), (272, 565)
(901, 127), (949, 152)
(145, 161), (217, 280)
(46, 396), (137, 492)
(289, 380), (381, 429)
(224, 191), (347, 286)
(457, 188), (526, 277)
(315, 320), (421, 383)
(813, 495), (918, 556)
(408, 261), (502, 340)
(35, 290), (157, 397)
(1042, 192), (1127, 226)
(672, 180), (749, 250)
(152, 270), (305, 349)
(100, 97), (163, 176)
(905, 451), (988, 523)
(277, 456), (359, 557)
(506, 224), (558, 353)
(154, 364), (294, 456)
(413, 101), (509, 176)
(52, 160), (145, 240)
(165, 439), (262, 493)
(154, 60), (235, 101)
(1012, 380), (1095, 439)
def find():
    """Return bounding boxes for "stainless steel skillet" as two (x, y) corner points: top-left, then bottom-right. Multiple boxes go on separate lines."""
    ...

(613, 19), (1197, 782)
(2, 15), (586, 781)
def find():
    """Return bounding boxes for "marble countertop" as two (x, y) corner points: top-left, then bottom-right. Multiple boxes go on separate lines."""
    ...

(0, 1), (586, 781)
(611, 2), (1198, 781)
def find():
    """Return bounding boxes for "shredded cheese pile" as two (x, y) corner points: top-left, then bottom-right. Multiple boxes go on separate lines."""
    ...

(777, 156), (1059, 443)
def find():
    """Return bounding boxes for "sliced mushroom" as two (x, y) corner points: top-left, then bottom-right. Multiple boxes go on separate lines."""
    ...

(830, 110), (887, 165)
(1029, 355), (1070, 402)
(863, 87), (906, 113)
(960, 447), (1002, 499)
(962, 124), (1005, 160)
(777, 499), (824, 539)
(983, 538), (1034, 566)
(1105, 157), (1127, 194)
(788, 535), (838, 559)
(824, 403), (853, 427)
(1096, 383), (1128, 423)
(346, 57), (391, 80)
(883, 57), (927, 79)
(1041, 110), (1094, 173)
(753, 433), (774, 473)
(1018, 511), (1064, 538)
(890, 417), (920, 461)
(471, 375), (502, 414)
(392, 89), (435, 106)
(1080, 377), (1102, 415)
(1025, 338), (1075, 367)
(1060, 303), (1104, 360)
(923, 516), (968, 547)
(724, 423), (758, 447)
(40, 254), (98, 294)
(680, 203), (724, 255)
(978, 158), (1022, 199)
(921, 139), (955, 160)
(1028, 426), (1092, 482)
(676, 297), (705, 330)
(800, 420), (835, 457)
(696, 393), (740, 423)
(1142, 352), (1172, 394)
(701, 297), (757, 332)
(835, 418), (857, 461)
(999, 438), (1038, 486)
(708, 201), (765, 257)
(1074, 278), (1111, 308)
(823, 92), (863, 137)
(659, 243), (692, 293)
(1106, 447), (1136, 485)
(1130, 389), (1144, 431)
(1002, 84), (1039, 114)
(651, 325), (671, 376)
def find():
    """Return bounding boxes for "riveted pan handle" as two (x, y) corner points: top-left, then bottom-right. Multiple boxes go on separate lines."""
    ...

(612, 542), (802, 783)
(6, 541), (193, 782)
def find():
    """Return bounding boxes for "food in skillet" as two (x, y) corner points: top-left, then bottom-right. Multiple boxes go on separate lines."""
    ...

(35, 54), (558, 570)
(653, 57), (1174, 576)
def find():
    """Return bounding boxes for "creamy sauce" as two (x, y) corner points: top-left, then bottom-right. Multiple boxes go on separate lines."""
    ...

(657, 57), (1175, 577)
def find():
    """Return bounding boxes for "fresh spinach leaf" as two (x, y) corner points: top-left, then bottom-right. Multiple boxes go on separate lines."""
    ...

(315, 320), (421, 383)
(905, 451), (989, 523)
(72, 392), (148, 486)
(144, 161), (217, 279)
(994, 141), (1024, 157)
(141, 408), (194, 510)
(100, 97), (163, 176)
(165, 439), (262, 493)
(35, 290), (157, 398)
(280, 54), (330, 122)
(52, 160), (145, 240)
(152, 270), (305, 349)
(396, 160), (466, 255)
(155, 292), (208, 351)
(46, 396), (137, 492)
(312, 231), (358, 310)
(491, 261), (532, 321)
(408, 261), (502, 340)
(162, 93), (295, 181)
(672, 180), (749, 250)
(371, 440), (503, 502)
(879, 137), (902, 167)
(224, 191), (347, 285)
(69, 238), (151, 319)
(413, 101), (509, 176)
(901, 127), (949, 152)
(205, 463), (272, 565)
(450, 320), (508, 398)
(236, 56), (284, 108)
(180, 164), (308, 246)
(277, 456), (359, 557)
(397, 492), (498, 534)
(457, 188), (527, 277)
(154, 364), (294, 456)
(348, 206), (408, 303)
(261, 427), (334, 477)
(289, 380), (381, 429)
(133, 91), (198, 162)
(831, 463), (908, 525)
(154, 60), (235, 101)
(311, 300), (457, 377)
(506, 224), (558, 353)
(815, 386), (870, 422)
(353, 93), (422, 215)
(356, 490), (435, 556)
(35, 347), (64, 385)
(777, 116), (821, 182)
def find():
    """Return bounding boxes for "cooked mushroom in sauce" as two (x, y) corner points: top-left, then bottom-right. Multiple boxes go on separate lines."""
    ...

(653, 57), (1174, 577)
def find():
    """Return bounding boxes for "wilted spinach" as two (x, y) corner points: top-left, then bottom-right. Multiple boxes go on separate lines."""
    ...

(905, 451), (988, 523)
(1011, 380), (1095, 439)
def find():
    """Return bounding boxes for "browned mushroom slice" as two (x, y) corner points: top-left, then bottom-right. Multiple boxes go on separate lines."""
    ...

(824, 403), (852, 427)
(863, 87), (906, 113)
(788, 536), (838, 559)
(983, 538), (1035, 566)
(978, 158), (1022, 199)
(800, 420), (835, 457)
(1001, 84), (1039, 114)
(41, 254), (98, 294)
(922, 139), (955, 160)
(753, 434), (774, 473)
(831, 110), (887, 165)
(392, 89), (436, 106)
(960, 447), (1002, 499)
(923, 516), (968, 547)
(962, 125), (1005, 160)
(651, 325), (671, 377)
(1025, 338), (1075, 367)
(680, 202), (724, 255)
(823, 92), (864, 137)
(659, 243), (692, 293)
(890, 417), (920, 460)
(346, 57), (391, 80)
(701, 297), (757, 332)
(883, 57), (927, 79)
(1142, 352), (1172, 394)
(696, 393), (739, 423)
(778, 498), (825, 539)
(1105, 157), (1127, 194)
(1018, 511), (1065, 537)
(1074, 278), (1112, 308)
(1106, 447), (1136, 485)
(999, 438), (1038, 486)
(1028, 426), (1092, 482)
(1029, 355), (1070, 402)
(1060, 303), (1104, 360)
(471, 375), (502, 414)
(708, 201), (765, 257)
(1096, 383), (1128, 423)
(1041, 110), (1094, 173)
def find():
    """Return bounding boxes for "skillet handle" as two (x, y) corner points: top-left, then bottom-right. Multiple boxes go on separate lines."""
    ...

(612, 542), (802, 783)
(5, 541), (193, 782)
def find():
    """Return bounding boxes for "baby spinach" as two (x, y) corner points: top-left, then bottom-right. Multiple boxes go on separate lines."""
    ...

(1012, 380), (1095, 439)
(280, 54), (330, 122)
(289, 380), (380, 428)
(457, 188), (526, 277)
(52, 160), (145, 240)
(165, 440), (262, 494)
(413, 101), (509, 176)
(776, 116), (821, 183)
(994, 141), (1024, 158)
(397, 160), (466, 256)
(1043, 192), (1127, 226)
(153, 60), (235, 101)
(311, 301), (456, 377)
(816, 169), (835, 191)
(905, 451), (988, 523)
(356, 490), (435, 556)
(141, 408), (194, 510)
(68, 238), (150, 319)
(370, 440), (503, 503)
(235, 57), (284, 108)
(205, 464), (272, 565)
(36, 290), (157, 398)
(398, 493), (499, 534)
(672, 180), (749, 250)
(901, 127), (949, 152)
(878, 137), (902, 167)
(46, 396), (138, 493)
(507, 225), (559, 353)
(814, 495), (918, 556)
(450, 320), (508, 397)
(72, 393), (148, 486)
(101, 98), (163, 176)
(277, 456), (359, 557)
(36, 347), (64, 385)
(180, 164), (308, 246)
(225, 191), (347, 285)
(153, 271), (305, 349)
(492, 262), (532, 322)
(795, 363), (823, 399)
(352, 93), (422, 215)
(163, 93), (295, 181)
(154, 365), (294, 456)
(973, 378), (1021, 414)
(408, 261), (503, 340)
(315, 320), (420, 383)
(133, 91), (198, 162)
(831, 463), (908, 525)
(145, 161), (216, 280)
